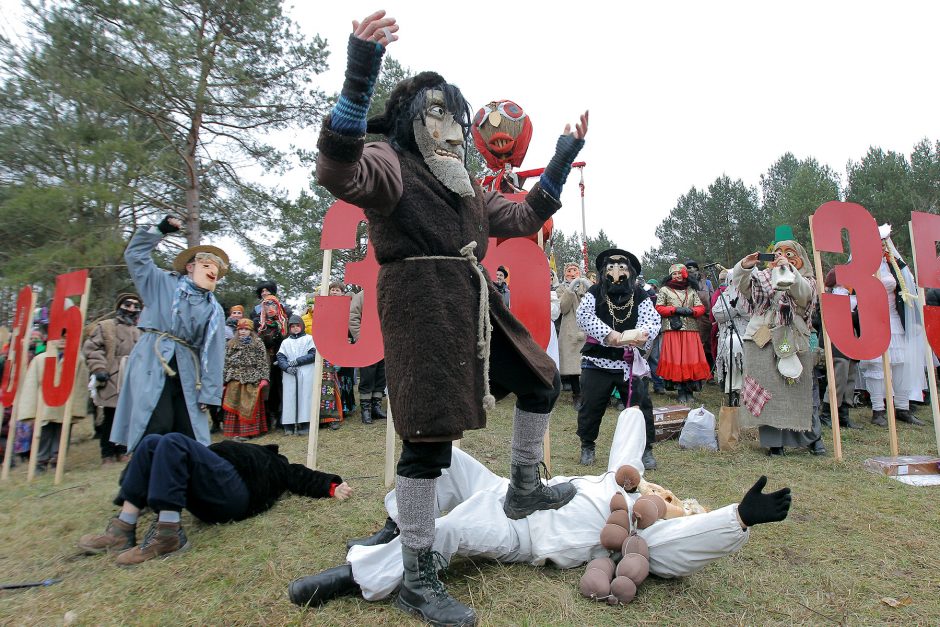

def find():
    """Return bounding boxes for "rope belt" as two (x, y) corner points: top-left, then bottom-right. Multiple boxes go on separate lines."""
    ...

(143, 329), (202, 391)
(401, 241), (496, 411)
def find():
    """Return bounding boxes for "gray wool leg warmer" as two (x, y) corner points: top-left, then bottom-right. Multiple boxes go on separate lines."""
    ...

(395, 476), (437, 550)
(511, 408), (550, 466)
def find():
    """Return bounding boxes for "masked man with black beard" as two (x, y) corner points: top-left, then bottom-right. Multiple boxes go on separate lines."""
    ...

(82, 293), (143, 463)
(575, 249), (661, 470)
(289, 11), (587, 627)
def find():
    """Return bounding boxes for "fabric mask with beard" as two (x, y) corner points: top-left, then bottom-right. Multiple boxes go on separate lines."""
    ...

(605, 256), (636, 299)
(413, 90), (475, 197)
(117, 301), (141, 325)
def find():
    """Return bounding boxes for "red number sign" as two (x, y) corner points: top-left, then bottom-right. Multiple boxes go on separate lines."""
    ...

(313, 199), (552, 364)
(0, 286), (35, 407)
(911, 211), (940, 354)
(811, 201), (889, 360)
(42, 270), (88, 407)
(312, 201), (383, 367)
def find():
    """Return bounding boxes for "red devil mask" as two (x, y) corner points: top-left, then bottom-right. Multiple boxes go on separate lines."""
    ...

(471, 100), (533, 171)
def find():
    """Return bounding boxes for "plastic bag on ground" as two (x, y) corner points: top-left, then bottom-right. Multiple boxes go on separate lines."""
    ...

(678, 406), (718, 451)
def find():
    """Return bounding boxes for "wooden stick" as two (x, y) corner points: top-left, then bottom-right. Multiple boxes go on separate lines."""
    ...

(536, 227), (552, 472)
(907, 221), (940, 455)
(809, 215), (843, 461)
(384, 399), (396, 488)
(2, 289), (36, 481)
(882, 352), (900, 456)
(26, 401), (43, 482)
(55, 277), (91, 485)
(305, 249), (333, 470)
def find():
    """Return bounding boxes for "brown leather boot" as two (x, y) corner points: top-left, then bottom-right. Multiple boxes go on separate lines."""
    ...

(115, 520), (190, 566)
(78, 517), (136, 554)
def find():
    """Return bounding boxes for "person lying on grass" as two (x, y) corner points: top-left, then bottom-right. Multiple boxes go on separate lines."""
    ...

(289, 408), (790, 617)
(78, 433), (351, 566)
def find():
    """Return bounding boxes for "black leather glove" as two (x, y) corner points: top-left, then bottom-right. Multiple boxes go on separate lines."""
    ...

(157, 216), (180, 235)
(738, 476), (792, 527)
(94, 371), (110, 382)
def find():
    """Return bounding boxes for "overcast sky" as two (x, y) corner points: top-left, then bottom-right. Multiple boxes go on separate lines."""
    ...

(274, 1), (940, 264)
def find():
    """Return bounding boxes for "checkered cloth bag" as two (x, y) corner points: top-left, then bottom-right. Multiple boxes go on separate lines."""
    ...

(742, 375), (772, 416)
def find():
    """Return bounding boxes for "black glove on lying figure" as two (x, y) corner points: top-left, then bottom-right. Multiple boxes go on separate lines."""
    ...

(737, 476), (792, 527)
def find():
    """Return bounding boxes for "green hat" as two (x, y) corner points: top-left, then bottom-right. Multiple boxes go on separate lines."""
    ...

(774, 225), (794, 243)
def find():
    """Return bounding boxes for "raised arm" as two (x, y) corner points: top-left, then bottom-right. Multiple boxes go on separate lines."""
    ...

(123, 216), (180, 306)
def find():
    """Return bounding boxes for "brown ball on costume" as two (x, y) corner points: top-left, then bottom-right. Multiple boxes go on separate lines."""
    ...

(579, 568), (612, 599)
(616, 552), (650, 585)
(622, 534), (650, 561)
(632, 496), (659, 529)
(610, 575), (637, 604)
(646, 493), (667, 519)
(610, 492), (628, 512)
(600, 523), (630, 550)
(615, 464), (641, 492)
(586, 557), (616, 579)
(606, 509), (631, 530)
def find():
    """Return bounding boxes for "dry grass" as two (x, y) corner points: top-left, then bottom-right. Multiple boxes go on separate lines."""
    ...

(1, 385), (939, 626)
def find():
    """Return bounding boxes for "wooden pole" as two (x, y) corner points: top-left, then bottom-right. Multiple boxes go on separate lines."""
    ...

(809, 215), (844, 461)
(384, 399), (396, 488)
(305, 249), (333, 470)
(882, 352), (900, 456)
(54, 277), (91, 485)
(26, 398), (44, 482)
(537, 228), (552, 473)
(907, 222), (940, 455)
(1, 290), (36, 481)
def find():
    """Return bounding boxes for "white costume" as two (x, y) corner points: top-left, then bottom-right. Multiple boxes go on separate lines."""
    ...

(346, 408), (750, 601)
(711, 277), (749, 393)
(857, 234), (926, 411)
(277, 334), (315, 426)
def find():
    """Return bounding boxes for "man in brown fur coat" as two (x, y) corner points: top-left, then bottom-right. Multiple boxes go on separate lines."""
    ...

(288, 11), (588, 627)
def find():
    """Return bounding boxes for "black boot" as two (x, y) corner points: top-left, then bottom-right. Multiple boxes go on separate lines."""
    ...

(819, 403), (832, 427)
(503, 463), (577, 520)
(807, 438), (827, 456)
(346, 517), (399, 550)
(839, 410), (862, 430)
(579, 445), (596, 466)
(361, 402), (372, 424)
(371, 398), (388, 420)
(288, 564), (361, 607)
(395, 546), (477, 627)
(641, 446), (657, 470)
(871, 409), (887, 427)
(895, 408), (925, 426)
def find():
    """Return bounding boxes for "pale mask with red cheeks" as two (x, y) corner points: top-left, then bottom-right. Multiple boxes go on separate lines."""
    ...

(188, 260), (220, 291)
(564, 265), (581, 282)
(774, 244), (803, 271)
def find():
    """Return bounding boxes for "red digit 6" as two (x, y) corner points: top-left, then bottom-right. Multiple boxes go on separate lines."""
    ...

(0, 286), (36, 407)
(311, 200), (384, 367)
(42, 270), (88, 407)
(812, 201), (889, 360)
(911, 211), (940, 354)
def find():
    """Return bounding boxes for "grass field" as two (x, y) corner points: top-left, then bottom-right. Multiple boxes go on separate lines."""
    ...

(1, 385), (938, 626)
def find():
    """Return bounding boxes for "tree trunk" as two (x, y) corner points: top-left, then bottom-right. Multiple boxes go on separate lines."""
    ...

(184, 121), (201, 246)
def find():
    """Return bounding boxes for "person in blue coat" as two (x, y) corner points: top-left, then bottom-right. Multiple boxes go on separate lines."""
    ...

(110, 215), (228, 452)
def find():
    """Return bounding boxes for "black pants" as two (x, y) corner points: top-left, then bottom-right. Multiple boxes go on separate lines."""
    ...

(122, 433), (250, 523)
(577, 366), (655, 450)
(144, 359), (195, 440)
(562, 374), (581, 395)
(358, 360), (386, 400)
(397, 327), (561, 480)
(98, 407), (127, 459)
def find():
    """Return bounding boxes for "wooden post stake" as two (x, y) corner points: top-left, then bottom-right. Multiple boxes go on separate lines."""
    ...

(536, 228), (552, 472)
(384, 399), (396, 488)
(305, 249), (333, 470)
(882, 352), (900, 456)
(54, 277), (91, 485)
(809, 215), (844, 461)
(907, 221), (940, 455)
(1, 290), (36, 481)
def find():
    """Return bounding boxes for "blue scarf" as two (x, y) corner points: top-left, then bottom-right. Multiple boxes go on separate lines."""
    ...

(171, 276), (222, 376)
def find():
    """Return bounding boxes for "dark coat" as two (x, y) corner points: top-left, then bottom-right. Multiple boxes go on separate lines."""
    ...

(317, 125), (560, 441)
(208, 440), (341, 520)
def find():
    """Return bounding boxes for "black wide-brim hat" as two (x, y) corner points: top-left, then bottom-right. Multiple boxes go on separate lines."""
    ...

(595, 248), (641, 275)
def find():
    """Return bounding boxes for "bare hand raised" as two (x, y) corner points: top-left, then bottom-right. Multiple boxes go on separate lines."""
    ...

(167, 217), (182, 230)
(563, 110), (589, 140)
(352, 10), (399, 47)
(740, 252), (760, 269)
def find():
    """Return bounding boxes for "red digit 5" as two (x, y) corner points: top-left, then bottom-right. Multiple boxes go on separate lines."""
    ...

(42, 270), (89, 407)
(911, 211), (940, 354)
(812, 201), (889, 360)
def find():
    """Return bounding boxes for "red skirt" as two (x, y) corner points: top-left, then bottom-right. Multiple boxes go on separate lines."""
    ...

(657, 330), (711, 382)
